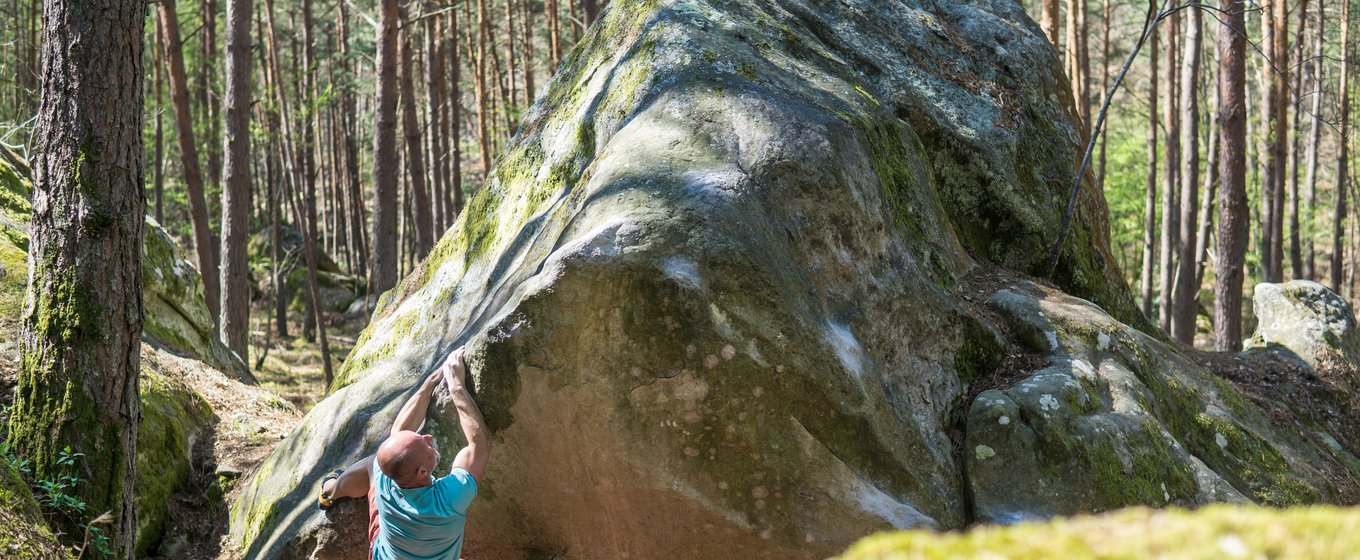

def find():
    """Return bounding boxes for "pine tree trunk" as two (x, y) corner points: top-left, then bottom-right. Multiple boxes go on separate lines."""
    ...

(1260, 0), (1288, 282)
(6, 0), (146, 554)
(153, 19), (165, 224)
(547, 0), (562, 70)
(522, 0), (536, 102)
(270, 135), (288, 339)
(1159, 15), (1179, 334)
(338, 2), (369, 280)
(475, 0), (493, 179)
(202, 0), (222, 189)
(1288, 0), (1308, 278)
(1303, 2), (1325, 281)
(160, 0), (223, 323)
(1215, 0), (1249, 352)
(220, 0), (254, 358)
(583, 0), (599, 29)
(1040, 0), (1059, 47)
(425, 3), (447, 233)
(401, 26), (435, 259)
(505, 0), (519, 107)
(452, 5), (467, 216)
(1173, 8), (1203, 345)
(372, 0), (401, 294)
(1333, 0), (1351, 292)
(1096, 0), (1110, 191)
(1195, 81), (1221, 290)
(1141, 27), (1158, 319)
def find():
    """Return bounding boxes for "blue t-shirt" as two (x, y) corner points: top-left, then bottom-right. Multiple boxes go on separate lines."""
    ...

(371, 464), (478, 560)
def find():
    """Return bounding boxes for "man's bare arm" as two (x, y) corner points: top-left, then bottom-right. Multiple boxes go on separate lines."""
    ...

(440, 348), (491, 482)
(391, 371), (444, 435)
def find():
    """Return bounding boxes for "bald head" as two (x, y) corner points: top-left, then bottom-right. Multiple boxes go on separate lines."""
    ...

(377, 431), (440, 488)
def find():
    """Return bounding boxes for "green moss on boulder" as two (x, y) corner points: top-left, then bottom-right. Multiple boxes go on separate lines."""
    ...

(135, 369), (214, 557)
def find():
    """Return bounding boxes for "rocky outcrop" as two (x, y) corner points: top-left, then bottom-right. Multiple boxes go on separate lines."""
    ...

(144, 218), (254, 381)
(135, 367), (214, 556)
(1249, 280), (1360, 376)
(230, 0), (1360, 558)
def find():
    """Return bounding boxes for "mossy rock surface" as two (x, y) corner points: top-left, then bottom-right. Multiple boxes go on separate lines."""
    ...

(0, 455), (69, 559)
(135, 369), (214, 557)
(143, 217), (254, 381)
(229, 0), (1357, 558)
(838, 504), (1360, 559)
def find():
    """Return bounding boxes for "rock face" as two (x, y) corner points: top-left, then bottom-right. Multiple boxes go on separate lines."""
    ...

(1249, 281), (1360, 376)
(144, 217), (254, 381)
(231, 0), (1359, 558)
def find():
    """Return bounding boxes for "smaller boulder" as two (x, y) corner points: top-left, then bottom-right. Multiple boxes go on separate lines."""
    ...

(1249, 281), (1360, 377)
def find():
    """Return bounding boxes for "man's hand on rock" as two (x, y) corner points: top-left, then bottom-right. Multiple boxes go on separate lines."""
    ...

(440, 347), (468, 390)
(421, 370), (443, 394)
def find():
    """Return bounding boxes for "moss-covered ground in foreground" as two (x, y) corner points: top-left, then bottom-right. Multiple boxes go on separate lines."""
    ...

(839, 505), (1360, 559)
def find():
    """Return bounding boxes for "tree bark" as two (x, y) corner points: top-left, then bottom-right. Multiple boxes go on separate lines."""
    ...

(1260, 0), (1288, 282)
(401, 25), (434, 259)
(153, 18), (165, 224)
(424, 3), (447, 233)
(1333, 0), (1352, 293)
(1141, 25), (1158, 319)
(1288, 0), (1309, 278)
(1303, 2), (1325, 281)
(6, 0), (145, 554)
(522, 0), (536, 102)
(338, 1), (369, 280)
(1215, 0), (1249, 352)
(159, 0), (222, 323)
(1173, 7), (1202, 345)
(1041, 0), (1059, 47)
(1159, 14), (1179, 334)
(1096, 0), (1111, 191)
(451, 4), (466, 216)
(372, 0), (401, 294)
(475, 0), (493, 177)
(220, 0), (254, 358)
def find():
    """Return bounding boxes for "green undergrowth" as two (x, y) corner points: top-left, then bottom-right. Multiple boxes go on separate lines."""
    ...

(839, 505), (1360, 559)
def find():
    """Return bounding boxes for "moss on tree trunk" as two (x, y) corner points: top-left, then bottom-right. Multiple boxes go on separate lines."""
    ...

(4, 0), (147, 556)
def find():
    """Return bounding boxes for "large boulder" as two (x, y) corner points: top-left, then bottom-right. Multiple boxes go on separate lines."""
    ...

(144, 217), (254, 381)
(1248, 280), (1360, 376)
(230, 0), (1359, 559)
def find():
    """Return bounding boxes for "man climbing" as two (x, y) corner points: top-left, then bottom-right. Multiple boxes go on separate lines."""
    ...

(318, 347), (491, 560)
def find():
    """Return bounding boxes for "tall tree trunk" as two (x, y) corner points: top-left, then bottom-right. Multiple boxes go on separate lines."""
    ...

(220, 0), (254, 358)
(202, 0), (222, 189)
(1333, 0), (1352, 292)
(338, 2), (369, 280)
(1173, 7), (1203, 345)
(1215, 0), (1249, 352)
(371, 0), (401, 294)
(475, 0), (493, 177)
(451, 5), (467, 216)
(1303, 2), (1325, 281)
(1096, 0), (1111, 191)
(505, 0), (519, 108)
(1142, 26), (1159, 319)
(6, 0), (145, 554)
(1041, 0), (1059, 47)
(547, 0), (562, 70)
(1196, 79), (1221, 290)
(159, 0), (222, 323)
(1288, 0), (1308, 278)
(1066, 0), (1089, 131)
(1260, 0), (1288, 282)
(153, 18), (165, 224)
(522, 0), (536, 102)
(401, 25), (435, 258)
(1159, 14), (1179, 334)
(425, 3), (447, 233)
(270, 137), (288, 339)
(582, 0), (599, 29)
